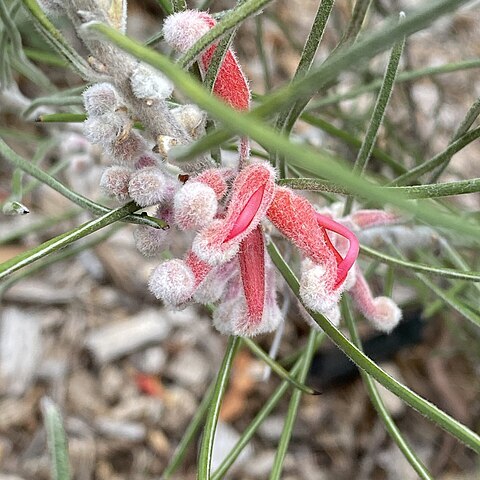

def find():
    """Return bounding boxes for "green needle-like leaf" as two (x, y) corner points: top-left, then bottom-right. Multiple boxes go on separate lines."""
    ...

(242, 338), (318, 395)
(269, 329), (318, 480)
(162, 382), (215, 479)
(342, 300), (434, 480)
(0, 137), (165, 229)
(198, 336), (241, 479)
(344, 16), (405, 213)
(0, 202), (139, 280)
(41, 397), (71, 480)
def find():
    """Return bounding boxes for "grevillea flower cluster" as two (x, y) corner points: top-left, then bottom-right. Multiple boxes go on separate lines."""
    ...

(83, 10), (402, 336)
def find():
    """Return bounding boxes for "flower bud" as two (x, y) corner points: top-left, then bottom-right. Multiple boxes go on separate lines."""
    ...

(128, 167), (169, 207)
(83, 83), (118, 117)
(148, 259), (196, 307)
(100, 166), (131, 200)
(130, 63), (174, 100)
(173, 181), (218, 230)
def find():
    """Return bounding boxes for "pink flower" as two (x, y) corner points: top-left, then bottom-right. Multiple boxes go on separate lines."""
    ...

(192, 162), (276, 265)
(137, 10), (402, 336)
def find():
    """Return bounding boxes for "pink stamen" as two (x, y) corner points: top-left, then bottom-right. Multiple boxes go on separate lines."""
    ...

(315, 213), (359, 288)
(225, 186), (264, 242)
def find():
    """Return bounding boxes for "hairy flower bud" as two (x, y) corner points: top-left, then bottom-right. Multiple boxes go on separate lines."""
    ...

(171, 104), (206, 139)
(173, 181), (218, 230)
(149, 259), (196, 307)
(130, 63), (174, 100)
(100, 165), (131, 200)
(349, 266), (402, 333)
(83, 83), (118, 117)
(128, 167), (169, 207)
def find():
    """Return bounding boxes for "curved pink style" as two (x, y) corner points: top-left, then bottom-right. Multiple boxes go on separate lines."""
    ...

(315, 213), (359, 288)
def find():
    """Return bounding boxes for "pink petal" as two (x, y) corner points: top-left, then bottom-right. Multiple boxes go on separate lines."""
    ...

(238, 226), (266, 326)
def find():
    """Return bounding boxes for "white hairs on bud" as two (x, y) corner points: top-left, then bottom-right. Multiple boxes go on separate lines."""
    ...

(163, 10), (212, 53)
(128, 167), (168, 207)
(171, 104), (206, 139)
(148, 259), (195, 307)
(364, 297), (402, 333)
(133, 226), (171, 256)
(192, 220), (240, 266)
(83, 83), (118, 116)
(100, 166), (131, 200)
(83, 113), (123, 146)
(173, 182), (217, 230)
(109, 131), (148, 166)
(299, 259), (341, 314)
(130, 63), (174, 100)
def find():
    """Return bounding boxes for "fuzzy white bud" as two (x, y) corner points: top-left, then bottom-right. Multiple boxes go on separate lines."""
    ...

(148, 259), (195, 307)
(130, 63), (173, 100)
(83, 83), (118, 116)
(128, 167), (168, 207)
(173, 182), (217, 230)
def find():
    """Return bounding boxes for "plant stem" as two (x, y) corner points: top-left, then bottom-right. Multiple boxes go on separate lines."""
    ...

(243, 338), (318, 395)
(269, 329), (317, 480)
(344, 19), (405, 214)
(360, 244), (480, 282)
(162, 382), (215, 479)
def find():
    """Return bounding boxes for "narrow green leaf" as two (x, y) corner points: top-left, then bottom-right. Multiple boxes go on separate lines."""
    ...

(41, 397), (71, 480)
(274, 0), (335, 176)
(430, 95), (480, 182)
(342, 300), (434, 480)
(211, 334), (327, 480)
(390, 127), (480, 186)
(269, 330), (317, 480)
(21, 0), (92, 78)
(0, 137), (165, 229)
(23, 47), (68, 67)
(198, 336), (241, 479)
(155, 0), (174, 15)
(278, 177), (480, 198)
(360, 245), (480, 282)
(36, 113), (87, 123)
(301, 114), (407, 174)
(0, 202), (138, 280)
(0, 224), (119, 296)
(243, 338), (318, 395)
(308, 58), (480, 109)
(339, 0), (372, 46)
(267, 241), (480, 453)
(23, 96), (84, 118)
(344, 15), (405, 214)
(162, 382), (215, 479)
